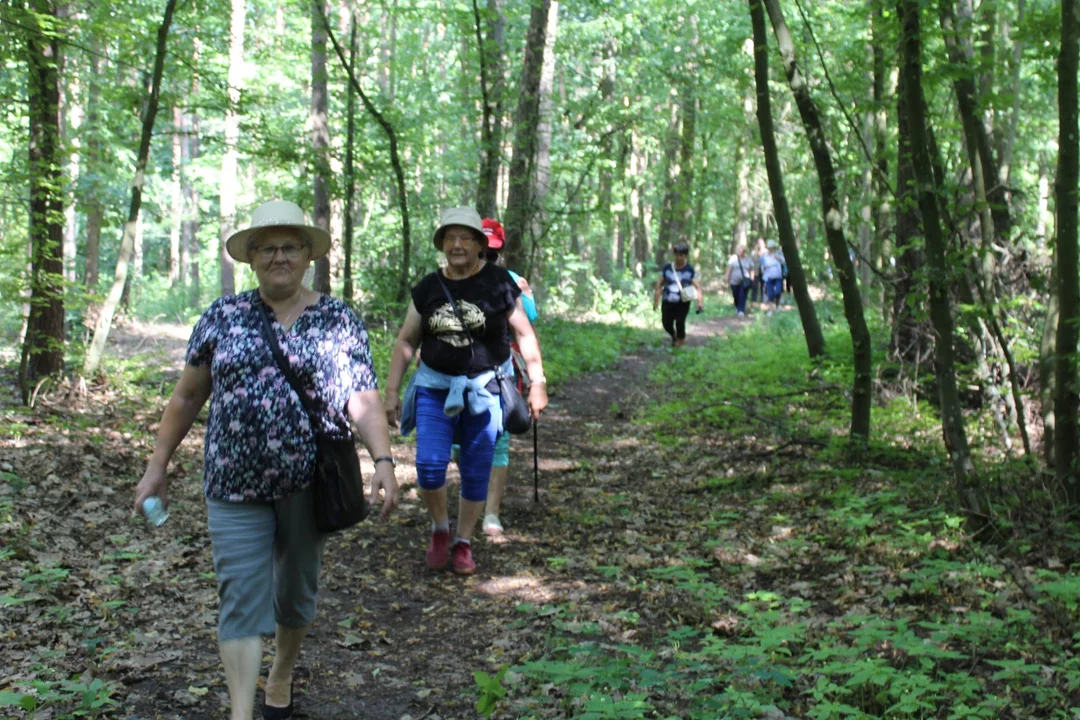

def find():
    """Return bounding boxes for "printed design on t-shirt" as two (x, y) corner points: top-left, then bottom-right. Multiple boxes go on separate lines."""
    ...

(429, 300), (486, 347)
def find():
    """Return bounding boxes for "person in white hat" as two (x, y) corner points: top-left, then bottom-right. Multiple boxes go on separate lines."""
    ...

(134, 200), (400, 720)
(383, 207), (548, 574)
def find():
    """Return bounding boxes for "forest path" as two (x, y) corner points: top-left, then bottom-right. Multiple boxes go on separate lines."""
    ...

(0, 310), (751, 720)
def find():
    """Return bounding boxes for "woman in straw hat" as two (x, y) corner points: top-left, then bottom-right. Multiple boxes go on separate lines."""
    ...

(384, 206), (548, 574)
(134, 200), (399, 720)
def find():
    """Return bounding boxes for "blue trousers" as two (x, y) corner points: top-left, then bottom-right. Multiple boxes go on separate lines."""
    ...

(730, 283), (749, 314)
(414, 386), (499, 502)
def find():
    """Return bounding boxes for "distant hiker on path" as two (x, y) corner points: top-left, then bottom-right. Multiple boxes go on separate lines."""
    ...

(654, 242), (704, 348)
(725, 244), (754, 317)
(383, 207), (548, 574)
(760, 239), (786, 316)
(134, 200), (399, 720)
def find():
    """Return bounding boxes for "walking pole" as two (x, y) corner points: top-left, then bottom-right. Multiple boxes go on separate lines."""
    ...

(533, 420), (540, 502)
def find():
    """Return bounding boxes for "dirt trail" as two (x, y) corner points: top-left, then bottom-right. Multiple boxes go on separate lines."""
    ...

(2, 312), (747, 720)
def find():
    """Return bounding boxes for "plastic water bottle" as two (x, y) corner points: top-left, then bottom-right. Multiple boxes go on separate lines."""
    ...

(142, 496), (169, 527)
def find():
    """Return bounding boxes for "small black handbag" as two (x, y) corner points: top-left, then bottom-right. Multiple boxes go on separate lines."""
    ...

(436, 272), (532, 435)
(496, 366), (532, 435)
(257, 304), (367, 533)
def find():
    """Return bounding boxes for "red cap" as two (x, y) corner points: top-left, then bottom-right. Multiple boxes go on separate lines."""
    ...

(482, 218), (505, 250)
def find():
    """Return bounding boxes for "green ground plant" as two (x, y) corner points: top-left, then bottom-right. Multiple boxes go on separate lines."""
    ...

(503, 312), (1080, 719)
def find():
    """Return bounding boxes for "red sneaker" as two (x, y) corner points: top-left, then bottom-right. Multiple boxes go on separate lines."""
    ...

(451, 541), (476, 575)
(426, 530), (451, 570)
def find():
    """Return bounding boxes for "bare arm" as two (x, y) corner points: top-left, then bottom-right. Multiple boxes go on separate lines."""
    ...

(692, 276), (704, 310)
(507, 303), (548, 419)
(653, 274), (664, 310)
(347, 388), (399, 519)
(383, 301), (424, 425)
(134, 363), (212, 511)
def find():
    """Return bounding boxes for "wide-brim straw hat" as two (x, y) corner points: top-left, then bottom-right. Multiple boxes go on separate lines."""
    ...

(433, 206), (487, 251)
(225, 200), (332, 262)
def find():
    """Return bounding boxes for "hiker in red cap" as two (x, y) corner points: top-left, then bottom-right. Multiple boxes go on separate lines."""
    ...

(479, 218), (538, 535)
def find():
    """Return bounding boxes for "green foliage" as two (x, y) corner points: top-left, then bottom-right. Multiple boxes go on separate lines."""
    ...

(474, 664), (509, 718)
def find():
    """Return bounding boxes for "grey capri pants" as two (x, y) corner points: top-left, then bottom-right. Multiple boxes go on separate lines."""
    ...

(206, 483), (327, 641)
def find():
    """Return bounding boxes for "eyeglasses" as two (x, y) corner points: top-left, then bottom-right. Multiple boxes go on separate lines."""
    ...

(254, 244), (305, 260)
(443, 232), (479, 247)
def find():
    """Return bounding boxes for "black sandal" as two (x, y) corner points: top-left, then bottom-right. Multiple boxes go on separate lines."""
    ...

(261, 679), (294, 720)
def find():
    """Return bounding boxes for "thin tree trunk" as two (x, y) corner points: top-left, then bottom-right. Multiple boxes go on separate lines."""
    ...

(61, 54), (80, 285)
(900, 0), (986, 520)
(939, 0), (1010, 238)
(323, 9), (411, 302)
(615, 130), (629, 270)
(1055, 0), (1080, 501)
(170, 105), (183, 287)
(749, 0), (824, 359)
(81, 0), (177, 380)
(218, 0), (244, 297)
(528, 0), (559, 274)
(596, 38), (616, 280)
(19, 0), (66, 403)
(311, 0), (332, 293)
(183, 39), (202, 308)
(473, 0), (506, 218)
(765, 0), (868, 434)
(1041, 253), (1058, 466)
(872, 2), (893, 313)
(343, 19), (357, 305)
(891, 54), (923, 361)
(503, 0), (553, 270)
(82, 53), (102, 290)
(998, 0), (1024, 186)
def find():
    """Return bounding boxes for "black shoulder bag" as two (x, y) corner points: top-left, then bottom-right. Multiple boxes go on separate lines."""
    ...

(435, 271), (532, 435)
(257, 304), (367, 533)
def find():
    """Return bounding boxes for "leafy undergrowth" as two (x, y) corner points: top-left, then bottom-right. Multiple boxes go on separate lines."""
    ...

(494, 312), (1080, 719)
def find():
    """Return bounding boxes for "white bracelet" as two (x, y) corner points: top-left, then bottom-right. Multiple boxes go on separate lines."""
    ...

(531, 376), (547, 385)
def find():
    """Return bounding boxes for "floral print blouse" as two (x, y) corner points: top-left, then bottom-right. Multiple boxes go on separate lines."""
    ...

(186, 290), (378, 502)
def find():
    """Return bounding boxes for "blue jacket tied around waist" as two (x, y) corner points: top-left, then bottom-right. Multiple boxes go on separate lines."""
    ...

(399, 357), (513, 436)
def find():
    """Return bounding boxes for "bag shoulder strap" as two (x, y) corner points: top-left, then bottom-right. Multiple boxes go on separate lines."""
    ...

(670, 263), (683, 290)
(256, 302), (321, 426)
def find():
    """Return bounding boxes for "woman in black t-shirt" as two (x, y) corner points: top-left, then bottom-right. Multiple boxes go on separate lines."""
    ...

(384, 207), (548, 575)
(653, 242), (704, 347)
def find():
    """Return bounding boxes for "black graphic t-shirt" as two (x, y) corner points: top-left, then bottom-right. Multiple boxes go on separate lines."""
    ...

(411, 263), (522, 377)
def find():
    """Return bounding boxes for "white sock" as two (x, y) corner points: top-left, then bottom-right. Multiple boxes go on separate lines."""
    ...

(454, 537), (471, 546)
(433, 519), (449, 532)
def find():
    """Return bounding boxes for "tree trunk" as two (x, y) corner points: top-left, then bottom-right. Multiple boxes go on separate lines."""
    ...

(82, 0), (177, 380)
(872, 2), (893, 314)
(322, 8), (411, 303)
(1055, 0), (1080, 501)
(170, 106), (183, 287)
(1041, 254), (1058, 466)
(60, 47), (80, 285)
(473, 0), (506, 219)
(615, 130), (629, 270)
(503, 0), (552, 270)
(939, 0), (1010, 239)
(998, 0), (1024, 186)
(749, 0), (824, 359)
(183, 39), (202, 308)
(891, 53), (923, 362)
(343, 19), (357, 305)
(528, 0), (559, 274)
(596, 38), (616, 280)
(900, 0), (987, 519)
(219, 0), (244, 297)
(311, 0), (332, 294)
(82, 53), (102, 290)
(19, 0), (66, 403)
(765, 0), (868, 436)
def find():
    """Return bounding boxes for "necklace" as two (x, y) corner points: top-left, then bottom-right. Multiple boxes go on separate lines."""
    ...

(274, 292), (307, 327)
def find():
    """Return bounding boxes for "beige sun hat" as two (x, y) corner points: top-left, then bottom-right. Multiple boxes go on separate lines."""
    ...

(225, 200), (332, 262)
(766, 239), (779, 249)
(432, 206), (487, 251)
